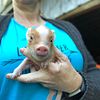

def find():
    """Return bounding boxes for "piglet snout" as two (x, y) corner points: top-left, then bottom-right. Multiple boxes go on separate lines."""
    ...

(36, 46), (48, 56)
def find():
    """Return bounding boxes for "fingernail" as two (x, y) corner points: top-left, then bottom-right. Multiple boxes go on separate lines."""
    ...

(20, 48), (25, 53)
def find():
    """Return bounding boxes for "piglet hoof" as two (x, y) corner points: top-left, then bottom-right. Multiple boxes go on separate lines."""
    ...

(6, 73), (20, 79)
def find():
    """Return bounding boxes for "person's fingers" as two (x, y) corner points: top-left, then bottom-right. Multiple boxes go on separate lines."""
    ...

(15, 70), (51, 83)
(48, 62), (61, 73)
(54, 47), (68, 62)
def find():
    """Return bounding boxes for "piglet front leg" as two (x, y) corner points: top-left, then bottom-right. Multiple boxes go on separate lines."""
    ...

(6, 58), (31, 79)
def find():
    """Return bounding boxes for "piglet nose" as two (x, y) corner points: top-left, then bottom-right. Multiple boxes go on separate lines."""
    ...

(36, 46), (48, 56)
(37, 46), (48, 52)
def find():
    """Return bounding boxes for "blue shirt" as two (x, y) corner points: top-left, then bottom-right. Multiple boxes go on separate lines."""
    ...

(0, 18), (83, 100)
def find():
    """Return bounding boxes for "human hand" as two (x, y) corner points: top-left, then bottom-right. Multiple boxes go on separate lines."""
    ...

(7, 47), (82, 93)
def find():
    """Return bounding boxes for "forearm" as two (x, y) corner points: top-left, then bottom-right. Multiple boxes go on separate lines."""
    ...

(62, 68), (100, 100)
(80, 69), (100, 100)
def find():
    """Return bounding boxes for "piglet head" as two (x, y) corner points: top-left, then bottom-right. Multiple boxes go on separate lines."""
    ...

(26, 25), (55, 62)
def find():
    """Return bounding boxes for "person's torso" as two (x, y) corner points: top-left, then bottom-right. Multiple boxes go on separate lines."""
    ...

(0, 18), (83, 100)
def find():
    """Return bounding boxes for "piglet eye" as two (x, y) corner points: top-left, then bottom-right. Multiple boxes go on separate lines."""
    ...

(50, 39), (53, 42)
(30, 36), (34, 40)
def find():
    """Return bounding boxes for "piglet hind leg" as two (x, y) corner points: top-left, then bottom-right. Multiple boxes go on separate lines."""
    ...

(47, 89), (62, 100)
(56, 91), (62, 100)
(47, 89), (56, 100)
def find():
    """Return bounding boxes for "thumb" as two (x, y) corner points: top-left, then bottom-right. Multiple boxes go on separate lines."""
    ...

(20, 48), (32, 60)
(20, 48), (36, 63)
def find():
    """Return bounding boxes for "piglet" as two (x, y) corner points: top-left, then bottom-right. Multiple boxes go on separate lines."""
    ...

(6, 25), (62, 100)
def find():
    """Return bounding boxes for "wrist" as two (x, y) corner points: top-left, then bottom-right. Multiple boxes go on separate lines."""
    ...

(68, 72), (83, 93)
(68, 73), (86, 98)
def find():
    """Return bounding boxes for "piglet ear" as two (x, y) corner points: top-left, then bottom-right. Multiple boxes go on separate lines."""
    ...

(51, 30), (56, 40)
(26, 27), (32, 40)
(51, 30), (55, 33)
